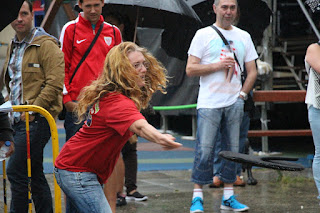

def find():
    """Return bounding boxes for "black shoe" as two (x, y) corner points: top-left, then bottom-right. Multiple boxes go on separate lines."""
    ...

(126, 191), (148, 202)
(116, 193), (127, 206)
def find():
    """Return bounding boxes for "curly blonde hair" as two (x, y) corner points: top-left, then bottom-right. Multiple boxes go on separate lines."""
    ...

(76, 42), (168, 122)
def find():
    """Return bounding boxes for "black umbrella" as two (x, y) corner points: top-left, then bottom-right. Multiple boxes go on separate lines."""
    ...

(102, 0), (202, 58)
(104, 0), (201, 27)
(1, 0), (24, 32)
(191, 0), (272, 45)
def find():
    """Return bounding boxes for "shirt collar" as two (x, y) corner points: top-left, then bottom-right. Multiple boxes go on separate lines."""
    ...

(13, 28), (36, 45)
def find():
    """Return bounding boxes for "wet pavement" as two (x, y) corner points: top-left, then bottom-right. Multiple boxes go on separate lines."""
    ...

(0, 168), (319, 212)
(116, 168), (320, 213)
(0, 120), (318, 212)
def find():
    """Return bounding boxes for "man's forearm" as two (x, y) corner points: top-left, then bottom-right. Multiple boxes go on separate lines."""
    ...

(242, 61), (258, 93)
(242, 72), (257, 93)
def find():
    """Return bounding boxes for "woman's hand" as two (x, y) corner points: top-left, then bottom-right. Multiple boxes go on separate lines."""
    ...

(156, 134), (181, 150)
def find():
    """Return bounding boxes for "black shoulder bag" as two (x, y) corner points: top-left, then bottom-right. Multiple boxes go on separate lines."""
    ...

(211, 25), (256, 118)
(58, 23), (105, 120)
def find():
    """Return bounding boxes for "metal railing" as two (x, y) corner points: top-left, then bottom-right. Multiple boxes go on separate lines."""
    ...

(1, 105), (62, 213)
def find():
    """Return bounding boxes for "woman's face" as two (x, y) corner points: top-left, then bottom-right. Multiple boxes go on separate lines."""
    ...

(127, 51), (148, 88)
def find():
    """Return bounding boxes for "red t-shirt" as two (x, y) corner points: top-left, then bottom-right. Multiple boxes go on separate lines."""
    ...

(55, 93), (145, 183)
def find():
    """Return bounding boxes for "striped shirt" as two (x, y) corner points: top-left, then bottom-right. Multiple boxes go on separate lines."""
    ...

(8, 28), (36, 122)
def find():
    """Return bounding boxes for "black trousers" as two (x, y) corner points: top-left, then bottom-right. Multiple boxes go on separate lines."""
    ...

(121, 141), (137, 194)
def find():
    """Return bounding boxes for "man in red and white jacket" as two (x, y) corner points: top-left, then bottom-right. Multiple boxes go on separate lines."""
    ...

(59, 0), (122, 141)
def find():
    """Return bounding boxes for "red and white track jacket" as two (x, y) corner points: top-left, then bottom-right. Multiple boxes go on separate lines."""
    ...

(60, 14), (122, 104)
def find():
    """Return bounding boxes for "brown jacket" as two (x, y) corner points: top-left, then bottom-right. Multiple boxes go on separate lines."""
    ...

(0, 28), (65, 119)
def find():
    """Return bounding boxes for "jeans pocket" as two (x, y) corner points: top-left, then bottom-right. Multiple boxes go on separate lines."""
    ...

(54, 168), (61, 186)
(78, 172), (99, 188)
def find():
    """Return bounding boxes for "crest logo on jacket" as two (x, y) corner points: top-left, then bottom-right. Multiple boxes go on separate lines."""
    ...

(104, 37), (112, 46)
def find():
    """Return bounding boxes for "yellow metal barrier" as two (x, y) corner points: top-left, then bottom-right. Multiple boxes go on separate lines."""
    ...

(11, 105), (62, 213)
(2, 161), (7, 212)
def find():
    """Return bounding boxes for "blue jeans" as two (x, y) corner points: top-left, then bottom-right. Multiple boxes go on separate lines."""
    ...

(191, 98), (244, 185)
(7, 115), (53, 213)
(54, 168), (112, 213)
(64, 111), (84, 142)
(308, 106), (320, 200)
(213, 111), (250, 176)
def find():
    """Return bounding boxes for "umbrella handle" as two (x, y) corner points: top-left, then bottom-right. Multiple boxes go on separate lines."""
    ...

(134, 7), (139, 43)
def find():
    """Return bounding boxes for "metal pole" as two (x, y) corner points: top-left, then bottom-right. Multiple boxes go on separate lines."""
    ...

(160, 114), (168, 133)
(12, 106), (62, 213)
(260, 0), (274, 153)
(25, 113), (32, 213)
(273, 0), (277, 45)
(133, 7), (139, 43)
(3, 161), (7, 213)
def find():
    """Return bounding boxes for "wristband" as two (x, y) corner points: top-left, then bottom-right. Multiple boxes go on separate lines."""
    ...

(240, 91), (248, 100)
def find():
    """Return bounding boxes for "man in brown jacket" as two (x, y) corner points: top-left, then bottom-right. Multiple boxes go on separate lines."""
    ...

(0, 1), (64, 212)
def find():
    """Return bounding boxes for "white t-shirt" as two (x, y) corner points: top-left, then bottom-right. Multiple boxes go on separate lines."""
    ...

(188, 25), (258, 109)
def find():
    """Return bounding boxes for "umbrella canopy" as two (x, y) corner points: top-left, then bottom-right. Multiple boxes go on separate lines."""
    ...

(1, 0), (24, 32)
(191, 0), (272, 45)
(103, 0), (201, 29)
(101, 0), (202, 59)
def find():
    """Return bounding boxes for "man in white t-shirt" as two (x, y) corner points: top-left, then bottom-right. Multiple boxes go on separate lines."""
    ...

(186, 0), (257, 212)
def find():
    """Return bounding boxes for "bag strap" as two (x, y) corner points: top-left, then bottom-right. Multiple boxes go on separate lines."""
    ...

(210, 25), (246, 84)
(69, 23), (104, 84)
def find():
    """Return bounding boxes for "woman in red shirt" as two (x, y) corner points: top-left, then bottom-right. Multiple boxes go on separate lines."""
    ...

(54, 42), (181, 213)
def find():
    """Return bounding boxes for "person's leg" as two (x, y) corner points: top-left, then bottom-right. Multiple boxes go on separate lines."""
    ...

(233, 111), (250, 186)
(122, 141), (148, 201)
(220, 98), (248, 211)
(65, 198), (80, 213)
(116, 158), (125, 195)
(63, 110), (84, 209)
(213, 111), (250, 188)
(114, 154), (126, 206)
(64, 111), (84, 142)
(238, 111), (250, 174)
(7, 121), (30, 213)
(104, 156), (124, 211)
(210, 129), (224, 188)
(213, 130), (222, 176)
(308, 106), (320, 200)
(122, 141), (137, 194)
(219, 98), (244, 183)
(7, 116), (53, 213)
(30, 117), (53, 213)
(190, 108), (222, 213)
(54, 168), (78, 213)
(54, 168), (111, 213)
